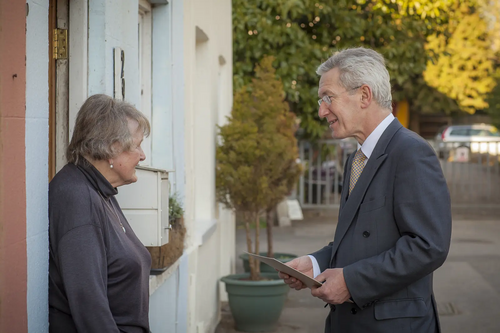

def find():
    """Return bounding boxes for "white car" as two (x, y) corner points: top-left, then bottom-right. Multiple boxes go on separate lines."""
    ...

(435, 124), (500, 158)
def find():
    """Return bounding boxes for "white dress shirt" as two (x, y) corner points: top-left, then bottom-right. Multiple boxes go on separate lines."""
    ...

(308, 113), (395, 278)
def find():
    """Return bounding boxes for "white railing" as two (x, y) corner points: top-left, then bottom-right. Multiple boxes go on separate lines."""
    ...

(298, 139), (500, 208)
(434, 140), (500, 204)
(298, 139), (356, 208)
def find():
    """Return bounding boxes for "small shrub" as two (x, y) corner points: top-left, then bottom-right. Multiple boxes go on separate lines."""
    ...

(216, 56), (301, 280)
(169, 193), (184, 223)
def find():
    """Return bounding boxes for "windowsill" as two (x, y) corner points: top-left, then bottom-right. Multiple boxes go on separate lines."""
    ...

(148, 253), (183, 295)
(148, 218), (218, 294)
(195, 218), (217, 246)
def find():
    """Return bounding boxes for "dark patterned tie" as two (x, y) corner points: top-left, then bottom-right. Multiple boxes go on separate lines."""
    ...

(349, 149), (367, 194)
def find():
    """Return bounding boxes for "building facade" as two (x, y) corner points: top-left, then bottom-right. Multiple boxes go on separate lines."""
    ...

(0, 0), (234, 332)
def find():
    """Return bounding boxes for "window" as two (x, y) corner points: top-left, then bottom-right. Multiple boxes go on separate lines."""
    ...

(117, 0), (175, 248)
(450, 128), (469, 136)
(489, 131), (500, 137)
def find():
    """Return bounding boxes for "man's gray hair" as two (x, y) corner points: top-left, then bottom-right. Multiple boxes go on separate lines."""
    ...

(317, 47), (392, 110)
(67, 94), (151, 165)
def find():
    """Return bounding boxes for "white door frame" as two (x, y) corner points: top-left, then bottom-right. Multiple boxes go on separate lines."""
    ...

(68, 0), (88, 139)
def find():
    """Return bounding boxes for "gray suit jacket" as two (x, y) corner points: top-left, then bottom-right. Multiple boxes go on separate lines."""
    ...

(311, 119), (452, 333)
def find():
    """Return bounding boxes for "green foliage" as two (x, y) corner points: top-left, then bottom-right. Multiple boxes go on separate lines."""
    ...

(486, 75), (500, 129)
(234, 0), (500, 136)
(216, 56), (301, 279)
(407, 76), (460, 114)
(236, 219), (268, 230)
(217, 56), (301, 214)
(168, 194), (184, 222)
(424, 1), (497, 114)
(233, 0), (454, 139)
(483, 0), (500, 127)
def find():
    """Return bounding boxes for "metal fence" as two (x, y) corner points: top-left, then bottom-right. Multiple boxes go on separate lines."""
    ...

(298, 139), (500, 208)
(436, 141), (500, 205)
(298, 139), (357, 208)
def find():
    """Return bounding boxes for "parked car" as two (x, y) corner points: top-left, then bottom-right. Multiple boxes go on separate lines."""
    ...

(435, 124), (500, 159)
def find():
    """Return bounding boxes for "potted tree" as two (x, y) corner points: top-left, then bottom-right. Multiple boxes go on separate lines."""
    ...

(217, 56), (301, 332)
(239, 151), (301, 273)
(146, 194), (185, 273)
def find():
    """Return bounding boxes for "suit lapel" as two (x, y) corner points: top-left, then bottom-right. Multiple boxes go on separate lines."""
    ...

(339, 153), (353, 210)
(330, 119), (403, 262)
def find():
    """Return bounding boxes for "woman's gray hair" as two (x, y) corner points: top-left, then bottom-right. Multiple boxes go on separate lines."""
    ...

(317, 47), (393, 110)
(67, 94), (151, 165)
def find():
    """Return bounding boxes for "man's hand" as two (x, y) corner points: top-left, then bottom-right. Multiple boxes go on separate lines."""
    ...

(278, 256), (314, 290)
(311, 268), (351, 304)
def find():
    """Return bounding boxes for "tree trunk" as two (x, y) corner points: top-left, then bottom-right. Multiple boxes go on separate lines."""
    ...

(252, 213), (261, 280)
(266, 208), (274, 258)
(244, 213), (258, 280)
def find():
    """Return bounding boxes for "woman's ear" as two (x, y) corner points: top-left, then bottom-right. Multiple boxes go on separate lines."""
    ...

(359, 85), (373, 109)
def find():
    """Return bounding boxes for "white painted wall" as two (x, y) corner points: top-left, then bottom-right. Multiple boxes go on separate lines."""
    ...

(183, 0), (234, 248)
(25, 1), (49, 332)
(149, 255), (189, 333)
(86, 2), (189, 331)
(170, 0), (187, 201)
(71, 1), (233, 332)
(88, 0), (140, 105)
(151, 4), (174, 172)
(68, 0), (88, 140)
(22, 0), (232, 332)
(182, 0), (235, 331)
(87, 0), (150, 162)
(218, 206), (235, 302)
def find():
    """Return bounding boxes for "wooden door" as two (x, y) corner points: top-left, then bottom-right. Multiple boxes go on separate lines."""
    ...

(48, 0), (69, 180)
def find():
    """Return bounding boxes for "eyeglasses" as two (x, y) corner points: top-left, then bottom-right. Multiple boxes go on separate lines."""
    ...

(317, 86), (362, 107)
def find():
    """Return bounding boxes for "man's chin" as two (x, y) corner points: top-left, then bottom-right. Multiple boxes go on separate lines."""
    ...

(331, 131), (343, 139)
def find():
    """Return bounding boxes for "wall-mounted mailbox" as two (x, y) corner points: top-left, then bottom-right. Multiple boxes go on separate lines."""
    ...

(115, 166), (171, 246)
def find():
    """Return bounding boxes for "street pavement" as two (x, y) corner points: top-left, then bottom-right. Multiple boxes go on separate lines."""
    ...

(215, 205), (500, 333)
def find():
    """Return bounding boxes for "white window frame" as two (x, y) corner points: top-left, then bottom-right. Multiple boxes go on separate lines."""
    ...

(138, 0), (152, 166)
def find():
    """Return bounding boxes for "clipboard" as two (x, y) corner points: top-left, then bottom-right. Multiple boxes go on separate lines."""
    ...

(246, 252), (322, 288)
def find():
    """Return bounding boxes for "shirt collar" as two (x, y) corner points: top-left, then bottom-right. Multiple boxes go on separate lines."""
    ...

(358, 113), (395, 159)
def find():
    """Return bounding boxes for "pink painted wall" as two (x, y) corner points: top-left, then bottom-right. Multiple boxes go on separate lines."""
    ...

(0, 1), (28, 332)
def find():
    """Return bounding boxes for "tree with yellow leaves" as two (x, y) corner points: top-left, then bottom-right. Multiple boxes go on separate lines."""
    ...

(424, 1), (497, 113)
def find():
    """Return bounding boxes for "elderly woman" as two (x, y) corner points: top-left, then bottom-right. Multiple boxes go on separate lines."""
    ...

(49, 94), (152, 333)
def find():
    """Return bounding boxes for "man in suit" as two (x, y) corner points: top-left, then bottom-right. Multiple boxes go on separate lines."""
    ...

(279, 47), (452, 333)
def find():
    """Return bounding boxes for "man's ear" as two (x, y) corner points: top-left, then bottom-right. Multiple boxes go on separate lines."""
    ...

(359, 85), (372, 109)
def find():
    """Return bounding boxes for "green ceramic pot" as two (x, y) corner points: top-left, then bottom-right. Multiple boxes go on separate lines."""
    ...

(220, 272), (289, 332)
(239, 252), (298, 273)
